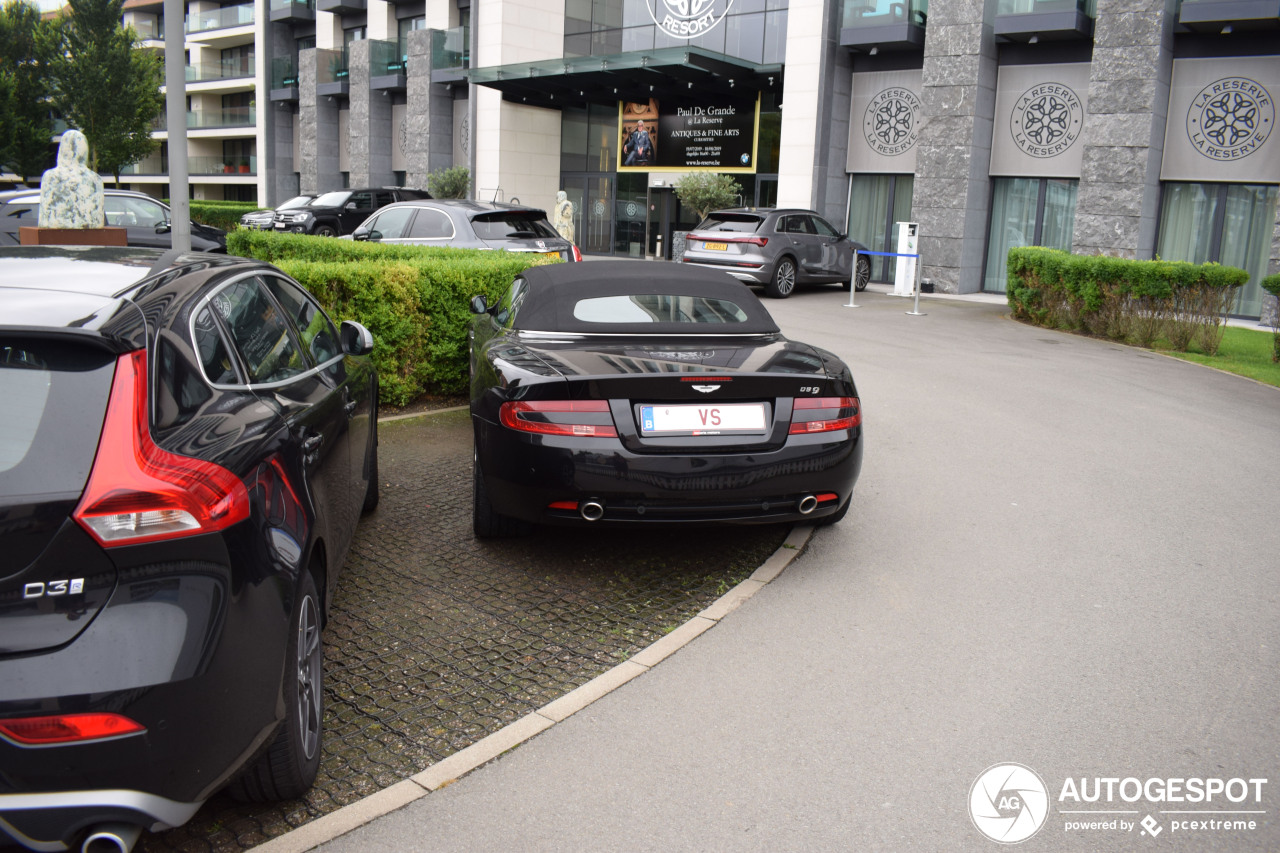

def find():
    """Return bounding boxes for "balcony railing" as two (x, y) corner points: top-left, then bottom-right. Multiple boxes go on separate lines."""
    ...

(153, 107), (257, 131)
(186, 4), (255, 33)
(1176, 0), (1280, 29)
(187, 57), (256, 82)
(431, 26), (469, 70)
(996, 0), (1095, 17)
(370, 39), (406, 76)
(116, 156), (258, 176)
(842, 0), (928, 29)
(129, 16), (164, 40)
(272, 56), (300, 89)
(317, 47), (349, 86)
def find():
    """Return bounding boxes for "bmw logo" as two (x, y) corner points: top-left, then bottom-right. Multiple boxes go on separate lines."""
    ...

(740, 153), (750, 165)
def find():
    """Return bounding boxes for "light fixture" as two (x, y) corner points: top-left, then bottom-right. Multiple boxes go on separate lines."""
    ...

(1028, 33), (1039, 43)
(869, 45), (879, 55)
(729, 78), (734, 87)
(1220, 23), (1233, 33)
(649, 84), (654, 92)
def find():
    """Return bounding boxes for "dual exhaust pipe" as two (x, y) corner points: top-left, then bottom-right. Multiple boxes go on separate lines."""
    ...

(577, 495), (820, 520)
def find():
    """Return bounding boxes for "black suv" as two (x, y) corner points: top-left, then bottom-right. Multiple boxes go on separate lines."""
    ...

(0, 188), (228, 252)
(273, 187), (430, 237)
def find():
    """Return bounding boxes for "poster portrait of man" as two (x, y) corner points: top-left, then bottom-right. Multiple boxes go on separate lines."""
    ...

(620, 99), (660, 168)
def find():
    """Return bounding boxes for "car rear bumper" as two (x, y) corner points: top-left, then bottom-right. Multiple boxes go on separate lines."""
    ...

(0, 790), (201, 851)
(680, 256), (770, 284)
(475, 418), (862, 526)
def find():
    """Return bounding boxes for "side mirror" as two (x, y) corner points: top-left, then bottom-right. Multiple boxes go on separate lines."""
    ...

(352, 227), (371, 241)
(344, 202), (358, 211)
(156, 221), (172, 234)
(340, 320), (374, 356)
(470, 295), (490, 315)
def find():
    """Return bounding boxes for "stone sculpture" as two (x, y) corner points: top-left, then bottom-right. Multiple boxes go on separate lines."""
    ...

(38, 130), (105, 229)
(553, 191), (575, 243)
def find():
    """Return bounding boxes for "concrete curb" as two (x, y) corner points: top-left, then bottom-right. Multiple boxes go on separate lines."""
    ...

(252, 523), (818, 853)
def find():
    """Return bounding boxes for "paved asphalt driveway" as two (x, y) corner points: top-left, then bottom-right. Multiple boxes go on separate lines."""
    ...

(317, 285), (1280, 851)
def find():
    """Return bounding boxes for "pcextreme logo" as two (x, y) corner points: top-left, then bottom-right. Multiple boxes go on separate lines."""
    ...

(969, 764), (1269, 844)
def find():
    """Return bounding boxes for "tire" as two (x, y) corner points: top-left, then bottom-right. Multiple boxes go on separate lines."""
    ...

(852, 254), (870, 292)
(765, 256), (797, 299)
(473, 451), (531, 539)
(313, 223), (338, 238)
(228, 571), (323, 802)
(361, 398), (379, 514)
(815, 495), (852, 527)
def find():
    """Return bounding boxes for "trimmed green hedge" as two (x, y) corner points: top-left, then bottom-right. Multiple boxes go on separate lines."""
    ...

(168, 200), (259, 231)
(1007, 247), (1250, 354)
(228, 229), (555, 404)
(1262, 273), (1280, 362)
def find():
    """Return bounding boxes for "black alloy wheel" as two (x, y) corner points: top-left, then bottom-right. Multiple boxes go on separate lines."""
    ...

(853, 254), (871, 292)
(228, 570), (324, 802)
(766, 256), (797, 299)
(313, 223), (338, 238)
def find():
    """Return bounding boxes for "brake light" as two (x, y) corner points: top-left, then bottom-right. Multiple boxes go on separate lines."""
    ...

(0, 713), (145, 745)
(789, 397), (861, 434)
(692, 234), (769, 248)
(499, 400), (618, 437)
(571, 244), (583, 262)
(73, 350), (251, 547)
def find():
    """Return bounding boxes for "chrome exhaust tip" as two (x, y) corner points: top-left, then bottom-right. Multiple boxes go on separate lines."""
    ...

(580, 500), (605, 521)
(797, 495), (818, 515)
(82, 824), (142, 853)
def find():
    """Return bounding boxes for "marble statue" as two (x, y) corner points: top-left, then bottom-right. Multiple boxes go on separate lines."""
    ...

(553, 191), (575, 243)
(38, 130), (105, 229)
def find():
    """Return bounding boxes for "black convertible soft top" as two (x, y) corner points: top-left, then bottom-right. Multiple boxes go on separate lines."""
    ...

(510, 260), (781, 335)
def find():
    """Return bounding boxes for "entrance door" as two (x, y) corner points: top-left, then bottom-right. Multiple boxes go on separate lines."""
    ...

(982, 177), (1078, 293)
(562, 174), (615, 255)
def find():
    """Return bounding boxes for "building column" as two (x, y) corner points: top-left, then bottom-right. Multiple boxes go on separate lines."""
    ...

(298, 49), (343, 194)
(348, 40), (394, 188)
(405, 27), (454, 187)
(776, 0), (829, 211)
(265, 22), (298, 205)
(912, 0), (999, 294)
(1072, 0), (1175, 259)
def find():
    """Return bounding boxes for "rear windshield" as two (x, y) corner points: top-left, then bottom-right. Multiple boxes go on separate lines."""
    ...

(0, 339), (114, 498)
(312, 191), (352, 207)
(471, 213), (558, 240)
(573, 295), (750, 325)
(696, 213), (763, 233)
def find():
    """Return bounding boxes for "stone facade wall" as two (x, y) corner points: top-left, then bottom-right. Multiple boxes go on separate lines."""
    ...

(1072, 0), (1175, 259)
(912, 0), (999, 294)
(404, 28), (454, 189)
(347, 40), (394, 188)
(298, 49), (342, 195)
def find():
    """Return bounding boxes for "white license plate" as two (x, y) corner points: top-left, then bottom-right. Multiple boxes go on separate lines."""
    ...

(703, 241), (728, 251)
(273, 222), (287, 229)
(640, 403), (766, 435)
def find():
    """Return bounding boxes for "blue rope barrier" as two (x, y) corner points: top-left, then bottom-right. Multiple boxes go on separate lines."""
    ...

(855, 251), (920, 258)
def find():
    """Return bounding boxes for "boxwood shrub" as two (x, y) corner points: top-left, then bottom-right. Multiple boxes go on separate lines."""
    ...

(1007, 248), (1249, 354)
(228, 229), (555, 404)
(165, 200), (259, 232)
(1262, 273), (1280, 362)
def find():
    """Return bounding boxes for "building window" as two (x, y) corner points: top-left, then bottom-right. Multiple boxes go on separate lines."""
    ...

(1156, 182), (1278, 319)
(983, 177), (1077, 293)
(848, 173), (913, 283)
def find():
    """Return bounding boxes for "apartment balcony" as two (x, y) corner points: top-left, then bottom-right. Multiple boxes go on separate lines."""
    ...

(994, 0), (1095, 42)
(430, 26), (469, 84)
(271, 57), (300, 101)
(316, 0), (365, 13)
(128, 15), (164, 41)
(115, 156), (258, 177)
(152, 107), (257, 131)
(840, 0), (927, 52)
(270, 0), (315, 22)
(186, 3), (254, 33)
(1177, 0), (1280, 31)
(187, 58), (255, 83)
(317, 48), (350, 97)
(370, 39), (407, 91)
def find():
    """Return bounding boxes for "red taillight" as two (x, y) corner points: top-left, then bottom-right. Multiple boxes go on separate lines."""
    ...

(691, 233), (769, 248)
(571, 244), (583, 262)
(0, 713), (145, 745)
(789, 397), (861, 434)
(73, 350), (251, 547)
(499, 400), (618, 437)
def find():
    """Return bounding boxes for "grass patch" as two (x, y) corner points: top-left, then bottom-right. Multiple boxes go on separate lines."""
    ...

(1156, 325), (1280, 387)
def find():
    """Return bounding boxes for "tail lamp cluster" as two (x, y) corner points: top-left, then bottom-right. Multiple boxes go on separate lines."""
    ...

(73, 350), (250, 547)
(0, 713), (145, 746)
(499, 400), (617, 437)
(788, 397), (860, 435)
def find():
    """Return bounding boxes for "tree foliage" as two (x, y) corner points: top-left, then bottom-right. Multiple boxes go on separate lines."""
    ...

(0, 1), (61, 181)
(426, 166), (470, 199)
(49, 0), (164, 183)
(673, 172), (743, 221)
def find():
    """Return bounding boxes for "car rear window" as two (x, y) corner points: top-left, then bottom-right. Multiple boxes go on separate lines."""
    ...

(0, 339), (114, 497)
(696, 213), (763, 233)
(470, 213), (558, 240)
(572, 294), (750, 325)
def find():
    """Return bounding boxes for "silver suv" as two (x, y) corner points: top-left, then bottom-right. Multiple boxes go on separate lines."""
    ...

(682, 208), (869, 299)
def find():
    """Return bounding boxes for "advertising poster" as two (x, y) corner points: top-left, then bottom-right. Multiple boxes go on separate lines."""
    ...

(618, 96), (759, 173)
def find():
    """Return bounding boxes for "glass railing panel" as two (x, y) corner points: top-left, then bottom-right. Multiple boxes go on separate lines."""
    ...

(272, 56), (300, 88)
(842, 0), (927, 27)
(186, 57), (256, 82)
(317, 47), (349, 85)
(995, 0), (1094, 16)
(186, 3), (255, 33)
(370, 38), (405, 75)
(431, 26), (469, 70)
(129, 16), (164, 39)
(187, 107), (256, 128)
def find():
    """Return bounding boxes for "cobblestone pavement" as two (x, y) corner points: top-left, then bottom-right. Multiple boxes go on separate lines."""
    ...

(139, 409), (788, 852)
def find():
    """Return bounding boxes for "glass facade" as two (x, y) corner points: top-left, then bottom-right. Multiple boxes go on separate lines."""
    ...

(1156, 182), (1279, 318)
(848, 174), (914, 282)
(565, 0), (788, 64)
(983, 177), (1078, 293)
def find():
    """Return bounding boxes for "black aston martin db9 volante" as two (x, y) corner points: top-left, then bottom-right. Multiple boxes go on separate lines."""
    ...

(469, 261), (863, 537)
(0, 246), (378, 852)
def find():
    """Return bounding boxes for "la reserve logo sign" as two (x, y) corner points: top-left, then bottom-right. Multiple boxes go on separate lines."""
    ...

(1010, 82), (1084, 158)
(1186, 77), (1274, 161)
(863, 87), (922, 156)
(647, 0), (736, 39)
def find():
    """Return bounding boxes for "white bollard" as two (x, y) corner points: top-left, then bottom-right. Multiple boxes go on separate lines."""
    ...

(905, 252), (926, 316)
(844, 249), (861, 309)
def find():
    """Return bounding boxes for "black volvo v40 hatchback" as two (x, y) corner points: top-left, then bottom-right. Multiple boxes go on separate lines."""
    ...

(0, 247), (379, 852)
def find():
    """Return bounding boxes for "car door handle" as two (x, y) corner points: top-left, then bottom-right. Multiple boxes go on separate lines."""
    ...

(302, 435), (323, 451)
(344, 400), (358, 416)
